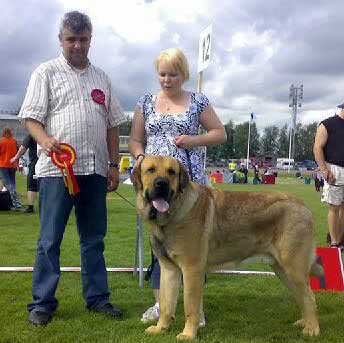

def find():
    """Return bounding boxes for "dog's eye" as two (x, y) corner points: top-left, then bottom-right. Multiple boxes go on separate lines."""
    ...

(147, 167), (156, 173)
(167, 168), (176, 176)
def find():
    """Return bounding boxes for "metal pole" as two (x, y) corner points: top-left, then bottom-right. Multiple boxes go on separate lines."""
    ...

(246, 119), (251, 170)
(134, 214), (144, 288)
(197, 71), (203, 93)
(197, 71), (207, 174)
(291, 88), (298, 161)
(287, 84), (303, 173)
(288, 125), (293, 174)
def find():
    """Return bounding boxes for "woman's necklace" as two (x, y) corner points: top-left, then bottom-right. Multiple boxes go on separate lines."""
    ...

(158, 92), (184, 112)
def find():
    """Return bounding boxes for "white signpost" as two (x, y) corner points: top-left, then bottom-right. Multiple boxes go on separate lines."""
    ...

(197, 24), (212, 92)
(197, 25), (212, 174)
(198, 24), (212, 73)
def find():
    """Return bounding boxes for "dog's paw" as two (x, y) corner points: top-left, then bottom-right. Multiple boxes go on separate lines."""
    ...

(176, 332), (196, 340)
(145, 325), (165, 335)
(294, 319), (319, 336)
(302, 323), (320, 337)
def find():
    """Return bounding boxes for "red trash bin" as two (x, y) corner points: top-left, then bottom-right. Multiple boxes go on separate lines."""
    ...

(262, 174), (275, 184)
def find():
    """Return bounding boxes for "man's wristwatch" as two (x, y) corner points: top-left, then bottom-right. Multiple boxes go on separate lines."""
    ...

(108, 162), (119, 169)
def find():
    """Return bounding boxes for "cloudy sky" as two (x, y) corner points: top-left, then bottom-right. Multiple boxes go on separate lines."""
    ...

(1, 0), (344, 130)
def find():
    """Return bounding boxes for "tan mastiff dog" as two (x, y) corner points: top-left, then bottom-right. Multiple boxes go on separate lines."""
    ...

(133, 155), (321, 340)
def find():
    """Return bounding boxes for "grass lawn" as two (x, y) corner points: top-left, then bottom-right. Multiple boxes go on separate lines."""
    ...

(1, 173), (343, 342)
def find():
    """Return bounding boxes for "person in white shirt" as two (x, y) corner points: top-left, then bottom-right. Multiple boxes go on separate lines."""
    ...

(19, 11), (126, 326)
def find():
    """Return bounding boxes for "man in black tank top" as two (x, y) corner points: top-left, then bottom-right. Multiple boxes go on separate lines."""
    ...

(313, 102), (344, 248)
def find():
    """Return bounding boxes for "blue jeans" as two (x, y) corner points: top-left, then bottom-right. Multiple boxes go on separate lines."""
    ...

(28, 174), (110, 314)
(0, 167), (21, 207)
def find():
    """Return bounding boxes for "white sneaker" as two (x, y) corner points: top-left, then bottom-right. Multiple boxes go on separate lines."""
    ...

(141, 303), (160, 323)
(141, 303), (206, 327)
(198, 311), (206, 328)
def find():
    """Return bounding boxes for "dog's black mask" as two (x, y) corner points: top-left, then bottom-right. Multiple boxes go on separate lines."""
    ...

(145, 177), (174, 220)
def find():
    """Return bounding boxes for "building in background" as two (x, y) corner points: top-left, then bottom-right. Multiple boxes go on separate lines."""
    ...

(0, 110), (27, 144)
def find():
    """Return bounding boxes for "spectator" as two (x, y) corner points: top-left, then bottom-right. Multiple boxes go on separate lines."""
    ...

(313, 102), (344, 248)
(239, 163), (248, 184)
(129, 47), (226, 326)
(0, 128), (22, 209)
(253, 164), (261, 184)
(10, 134), (38, 213)
(19, 11), (126, 326)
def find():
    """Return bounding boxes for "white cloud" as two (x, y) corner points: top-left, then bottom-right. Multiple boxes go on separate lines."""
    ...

(2, 0), (344, 132)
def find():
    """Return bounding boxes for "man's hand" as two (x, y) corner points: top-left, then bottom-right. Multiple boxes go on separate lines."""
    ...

(321, 168), (336, 184)
(107, 167), (120, 192)
(10, 156), (18, 164)
(40, 136), (61, 156)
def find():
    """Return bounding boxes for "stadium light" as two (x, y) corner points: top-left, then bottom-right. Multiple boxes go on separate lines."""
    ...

(287, 84), (303, 172)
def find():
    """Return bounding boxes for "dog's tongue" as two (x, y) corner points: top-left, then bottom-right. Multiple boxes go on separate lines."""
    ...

(152, 198), (169, 213)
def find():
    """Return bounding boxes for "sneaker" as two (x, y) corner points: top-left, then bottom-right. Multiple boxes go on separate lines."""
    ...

(28, 310), (52, 326)
(198, 312), (207, 328)
(141, 303), (207, 327)
(141, 303), (160, 323)
(10, 205), (22, 211)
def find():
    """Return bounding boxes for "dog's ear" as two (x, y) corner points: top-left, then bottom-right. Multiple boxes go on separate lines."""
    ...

(131, 162), (143, 192)
(178, 160), (189, 192)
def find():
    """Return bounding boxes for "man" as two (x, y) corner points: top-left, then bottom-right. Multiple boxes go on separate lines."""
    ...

(0, 128), (22, 209)
(10, 134), (38, 213)
(19, 11), (126, 326)
(313, 102), (344, 248)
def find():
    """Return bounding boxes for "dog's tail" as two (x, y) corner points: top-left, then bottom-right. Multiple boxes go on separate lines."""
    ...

(310, 258), (324, 278)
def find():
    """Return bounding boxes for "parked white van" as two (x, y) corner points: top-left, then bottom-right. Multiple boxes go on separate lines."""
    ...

(276, 158), (294, 170)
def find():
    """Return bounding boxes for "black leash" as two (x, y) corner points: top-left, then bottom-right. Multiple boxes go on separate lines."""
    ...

(114, 190), (136, 208)
(184, 149), (194, 181)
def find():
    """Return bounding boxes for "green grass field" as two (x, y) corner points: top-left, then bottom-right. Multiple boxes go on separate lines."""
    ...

(1, 174), (343, 343)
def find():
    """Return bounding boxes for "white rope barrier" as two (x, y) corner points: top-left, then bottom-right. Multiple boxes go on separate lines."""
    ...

(0, 266), (275, 276)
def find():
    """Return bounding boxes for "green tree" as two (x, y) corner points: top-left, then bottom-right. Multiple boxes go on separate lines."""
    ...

(294, 122), (318, 161)
(276, 124), (289, 157)
(119, 115), (132, 136)
(207, 120), (236, 160)
(260, 126), (279, 157)
(249, 122), (260, 157)
(233, 122), (249, 158)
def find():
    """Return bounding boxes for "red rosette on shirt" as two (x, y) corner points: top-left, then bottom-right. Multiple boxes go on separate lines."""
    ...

(91, 88), (108, 113)
(51, 143), (80, 195)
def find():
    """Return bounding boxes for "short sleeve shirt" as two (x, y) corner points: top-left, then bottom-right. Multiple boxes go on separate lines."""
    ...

(137, 92), (209, 184)
(19, 55), (126, 177)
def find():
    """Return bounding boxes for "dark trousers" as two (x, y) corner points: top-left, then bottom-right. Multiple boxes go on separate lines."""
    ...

(28, 174), (110, 314)
(0, 167), (21, 207)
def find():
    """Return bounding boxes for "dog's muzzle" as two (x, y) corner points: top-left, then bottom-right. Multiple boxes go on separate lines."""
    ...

(145, 177), (173, 215)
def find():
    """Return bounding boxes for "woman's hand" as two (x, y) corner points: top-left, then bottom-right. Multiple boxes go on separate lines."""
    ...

(174, 135), (196, 149)
(133, 154), (145, 170)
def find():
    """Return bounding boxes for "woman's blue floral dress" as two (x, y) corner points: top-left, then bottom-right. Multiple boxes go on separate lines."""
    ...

(137, 92), (210, 185)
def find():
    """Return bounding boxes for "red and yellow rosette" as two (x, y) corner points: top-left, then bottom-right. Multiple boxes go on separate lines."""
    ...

(51, 143), (80, 195)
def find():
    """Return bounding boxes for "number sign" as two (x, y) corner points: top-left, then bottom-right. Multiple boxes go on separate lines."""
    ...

(198, 25), (212, 72)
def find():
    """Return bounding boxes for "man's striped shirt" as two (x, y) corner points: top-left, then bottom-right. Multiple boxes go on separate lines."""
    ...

(19, 54), (126, 177)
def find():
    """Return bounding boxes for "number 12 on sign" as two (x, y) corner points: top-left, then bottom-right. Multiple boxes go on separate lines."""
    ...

(198, 25), (212, 73)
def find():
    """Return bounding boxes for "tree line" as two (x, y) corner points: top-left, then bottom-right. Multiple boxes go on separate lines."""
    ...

(119, 115), (319, 162)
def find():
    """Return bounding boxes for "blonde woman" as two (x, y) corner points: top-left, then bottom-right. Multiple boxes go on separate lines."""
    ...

(129, 48), (226, 325)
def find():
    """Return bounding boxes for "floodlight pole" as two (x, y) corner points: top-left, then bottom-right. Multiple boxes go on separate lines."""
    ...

(288, 84), (303, 173)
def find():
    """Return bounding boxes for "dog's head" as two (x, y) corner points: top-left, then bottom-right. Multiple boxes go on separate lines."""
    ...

(132, 155), (189, 220)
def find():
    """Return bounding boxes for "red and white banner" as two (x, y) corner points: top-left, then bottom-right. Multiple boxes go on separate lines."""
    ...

(310, 247), (344, 292)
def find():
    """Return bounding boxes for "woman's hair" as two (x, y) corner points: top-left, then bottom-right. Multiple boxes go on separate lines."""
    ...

(2, 128), (13, 138)
(155, 48), (190, 81)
